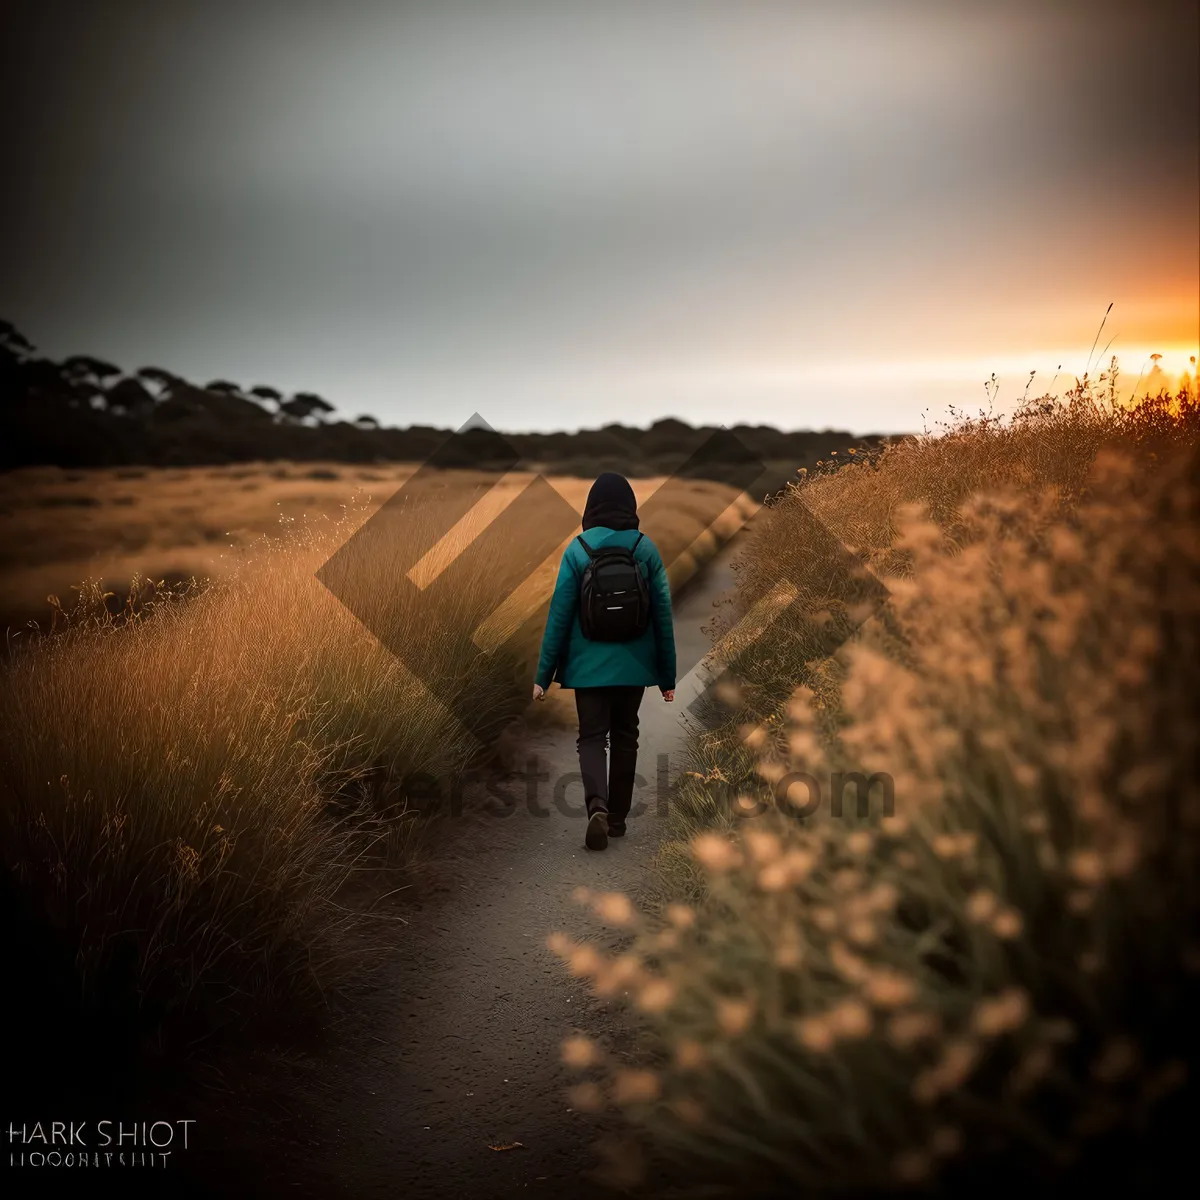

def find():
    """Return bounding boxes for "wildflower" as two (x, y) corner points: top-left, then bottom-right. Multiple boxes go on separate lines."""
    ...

(971, 988), (1031, 1037)
(787, 729), (819, 764)
(781, 847), (816, 881)
(674, 1040), (706, 1071)
(888, 1011), (941, 1048)
(931, 834), (960, 859)
(567, 944), (604, 978)
(979, 729), (1006, 752)
(591, 962), (631, 999)
(847, 918), (877, 946)
(795, 1015), (835, 1052)
(744, 829), (781, 863)
(692, 833), (739, 873)
(758, 860), (792, 892)
(612, 1069), (660, 1106)
(637, 978), (676, 1014)
(717, 998), (754, 1037)
(571, 886), (593, 905)
(833, 868), (864, 895)
(1022, 806), (1051, 835)
(774, 939), (804, 969)
(756, 759), (786, 785)
(916, 1039), (979, 1100)
(788, 685), (815, 720)
(831, 941), (870, 982)
(1048, 526), (1082, 564)
(992, 908), (1024, 939)
(593, 891), (636, 926)
(939, 1038), (981, 1088)
(666, 903), (695, 929)
(1012, 761), (1038, 788)
(740, 724), (767, 749)
(845, 830), (874, 857)
(966, 889), (999, 923)
(561, 1035), (599, 1069)
(812, 906), (839, 932)
(828, 998), (872, 1039)
(1068, 849), (1105, 886)
(866, 969), (917, 1009)
(880, 815), (910, 837)
(604, 954), (643, 989)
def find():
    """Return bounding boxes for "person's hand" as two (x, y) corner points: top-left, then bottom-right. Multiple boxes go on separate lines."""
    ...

(661, 689), (675, 702)
(532, 683), (546, 701)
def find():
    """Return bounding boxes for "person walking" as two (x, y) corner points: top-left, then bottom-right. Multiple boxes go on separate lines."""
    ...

(532, 472), (676, 851)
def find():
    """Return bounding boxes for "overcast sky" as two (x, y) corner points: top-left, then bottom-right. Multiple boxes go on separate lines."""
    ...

(1, 0), (1197, 433)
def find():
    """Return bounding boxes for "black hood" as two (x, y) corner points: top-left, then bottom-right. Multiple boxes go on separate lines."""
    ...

(581, 472), (639, 531)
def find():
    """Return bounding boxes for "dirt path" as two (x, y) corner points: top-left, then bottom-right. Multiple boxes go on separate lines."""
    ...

(246, 541), (741, 1199)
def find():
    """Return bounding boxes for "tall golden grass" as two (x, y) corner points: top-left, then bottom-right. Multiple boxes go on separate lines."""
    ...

(2, 508), (503, 1060)
(1, 471), (750, 1079)
(554, 377), (1199, 1195)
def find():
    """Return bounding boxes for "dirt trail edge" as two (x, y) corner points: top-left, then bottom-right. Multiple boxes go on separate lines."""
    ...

(274, 538), (743, 1199)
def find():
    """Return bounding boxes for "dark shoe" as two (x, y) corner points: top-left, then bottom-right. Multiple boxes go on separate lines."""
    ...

(585, 810), (609, 851)
(607, 820), (627, 838)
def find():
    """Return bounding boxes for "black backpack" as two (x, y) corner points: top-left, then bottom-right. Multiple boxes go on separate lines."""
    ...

(576, 532), (651, 642)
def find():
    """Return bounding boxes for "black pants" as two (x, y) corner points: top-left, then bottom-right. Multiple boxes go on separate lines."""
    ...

(574, 686), (645, 823)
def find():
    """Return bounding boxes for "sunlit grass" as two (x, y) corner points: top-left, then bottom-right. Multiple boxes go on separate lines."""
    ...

(0, 469), (751, 1067)
(554, 375), (1199, 1195)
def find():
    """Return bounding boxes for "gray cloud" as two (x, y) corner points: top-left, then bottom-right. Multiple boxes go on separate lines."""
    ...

(2, 0), (1196, 432)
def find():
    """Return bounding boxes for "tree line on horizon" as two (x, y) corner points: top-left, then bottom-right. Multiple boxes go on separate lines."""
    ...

(0, 319), (894, 484)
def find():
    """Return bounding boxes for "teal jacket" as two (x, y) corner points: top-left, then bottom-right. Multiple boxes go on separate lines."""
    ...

(535, 527), (676, 692)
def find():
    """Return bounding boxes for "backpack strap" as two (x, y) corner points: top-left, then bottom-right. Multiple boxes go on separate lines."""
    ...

(576, 532), (641, 558)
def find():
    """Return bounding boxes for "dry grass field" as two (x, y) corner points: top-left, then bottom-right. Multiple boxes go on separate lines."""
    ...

(0, 461), (752, 634)
(554, 380), (1200, 1195)
(0, 461), (752, 1086)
